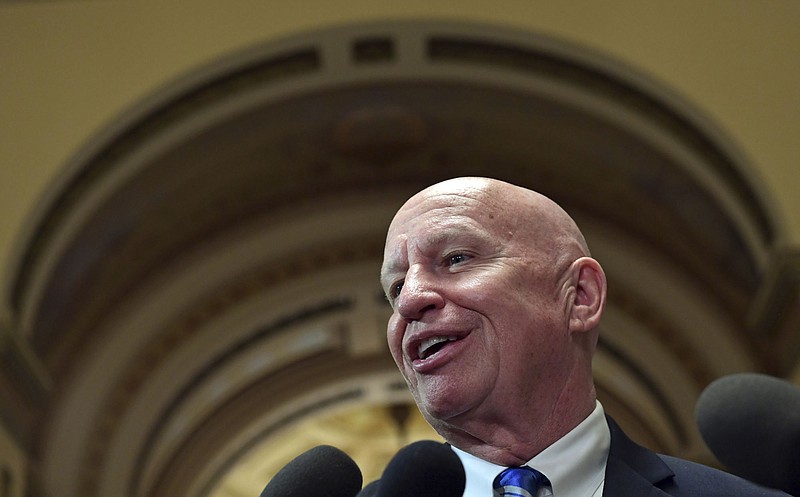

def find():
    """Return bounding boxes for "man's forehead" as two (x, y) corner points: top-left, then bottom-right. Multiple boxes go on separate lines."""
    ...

(380, 236), (407, 284)
(387, 199), (494, 248)
(381, 212), (503, 278)
(384, 180), (520, 251)
(391, 188), (500, 231)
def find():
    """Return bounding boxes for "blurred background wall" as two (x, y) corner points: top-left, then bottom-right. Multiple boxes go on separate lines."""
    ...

(1, 2), (798, 497)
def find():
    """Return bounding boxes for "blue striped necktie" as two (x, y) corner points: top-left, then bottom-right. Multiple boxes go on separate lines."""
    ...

(493, 466), (547, 497)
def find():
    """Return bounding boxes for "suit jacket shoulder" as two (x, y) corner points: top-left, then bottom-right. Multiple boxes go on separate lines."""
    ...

(605, 416), (790, 497)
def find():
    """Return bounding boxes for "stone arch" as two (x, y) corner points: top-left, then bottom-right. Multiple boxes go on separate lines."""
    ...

(4, 21), (786, 497)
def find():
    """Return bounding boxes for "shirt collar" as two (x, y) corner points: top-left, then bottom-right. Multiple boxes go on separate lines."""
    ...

(530, 400), (609, 496)
(452, 401), (610, 497)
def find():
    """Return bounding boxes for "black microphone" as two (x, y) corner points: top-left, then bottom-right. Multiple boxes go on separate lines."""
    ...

(369, 440), (466, 497)
(356, 480), (380, 497)
(259, 445), (363, 497)
(695, 373), (800, 496)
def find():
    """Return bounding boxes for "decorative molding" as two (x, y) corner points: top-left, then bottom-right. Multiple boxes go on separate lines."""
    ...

(9, 48), (323, 318)
(0, 323), (50, 452)
(12, 21), (776, 352)
(75, 241), (381, 497)
(10, 20), (788, 497)
(747, 248), (800, 375)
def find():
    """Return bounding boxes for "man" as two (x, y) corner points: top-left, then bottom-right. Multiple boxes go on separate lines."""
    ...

(375, 177), (789, 496)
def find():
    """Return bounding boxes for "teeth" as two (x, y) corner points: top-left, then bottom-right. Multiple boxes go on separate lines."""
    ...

(418, 336), (457, 360)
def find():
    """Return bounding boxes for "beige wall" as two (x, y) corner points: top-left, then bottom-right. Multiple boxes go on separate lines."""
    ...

(1, 0), (799, 300)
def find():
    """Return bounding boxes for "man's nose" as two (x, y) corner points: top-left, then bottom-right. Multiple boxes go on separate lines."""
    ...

(396, 266), (445, 320)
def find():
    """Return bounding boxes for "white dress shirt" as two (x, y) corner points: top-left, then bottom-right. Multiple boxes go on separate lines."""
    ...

(452, 401), (610, 497)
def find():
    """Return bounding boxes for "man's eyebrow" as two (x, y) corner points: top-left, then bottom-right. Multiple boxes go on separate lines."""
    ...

(380, 252), (408, 288)
(423, 227), (495, 249)
(418, 223), (479, 245)
(379, 264), (403, 286)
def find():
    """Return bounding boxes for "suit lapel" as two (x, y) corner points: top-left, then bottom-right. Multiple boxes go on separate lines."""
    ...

(604, 416), (675, 496)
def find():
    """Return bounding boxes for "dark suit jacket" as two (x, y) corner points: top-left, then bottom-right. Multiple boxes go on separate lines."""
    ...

(359, 417), (792, 496)
(603, 416), (789, 496)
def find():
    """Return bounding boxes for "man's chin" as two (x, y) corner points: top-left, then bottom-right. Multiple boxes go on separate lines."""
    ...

(413, 375), (487, 424)
(419, 394), (471, 426)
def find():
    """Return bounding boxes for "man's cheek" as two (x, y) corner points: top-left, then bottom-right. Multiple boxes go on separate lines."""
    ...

(387, 314), (405, 344)
(386, 328), (404, 367)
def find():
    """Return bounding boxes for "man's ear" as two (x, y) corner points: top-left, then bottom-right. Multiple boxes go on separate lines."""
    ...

(568, 257), (607, 332)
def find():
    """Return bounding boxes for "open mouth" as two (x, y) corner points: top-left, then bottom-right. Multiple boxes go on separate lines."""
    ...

(417, 336), (459, 360)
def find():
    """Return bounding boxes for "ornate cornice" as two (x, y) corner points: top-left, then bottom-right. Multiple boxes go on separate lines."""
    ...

(75, 239), (382, 497)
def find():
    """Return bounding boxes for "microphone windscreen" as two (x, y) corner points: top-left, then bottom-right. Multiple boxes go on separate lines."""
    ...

(377, 440), (465, 497)
(357, 480), (380, 496)
(259, 445), (362, 497)
(695, 373), (800, 495)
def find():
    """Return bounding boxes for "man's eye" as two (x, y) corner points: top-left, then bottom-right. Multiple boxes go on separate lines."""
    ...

(390, 281), (404, 300)
(447, 253), (469, 266)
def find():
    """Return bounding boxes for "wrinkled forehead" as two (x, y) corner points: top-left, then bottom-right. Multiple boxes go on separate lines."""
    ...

(380, 188), (507, 283)
(383, 184), (517, 263)
(387, 185), (507, 240)
(382, 177), (587, 262)
(401, 178), (508, 222)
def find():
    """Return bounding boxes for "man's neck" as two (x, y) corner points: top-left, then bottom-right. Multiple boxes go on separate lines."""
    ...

(434, 394), (597, 465)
